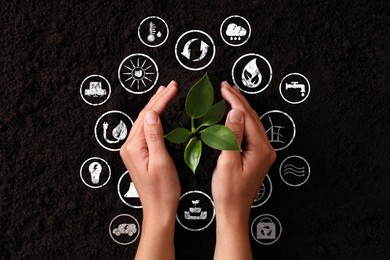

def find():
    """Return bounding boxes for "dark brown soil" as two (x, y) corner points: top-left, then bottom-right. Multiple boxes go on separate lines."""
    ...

(1, 0), (389, 259)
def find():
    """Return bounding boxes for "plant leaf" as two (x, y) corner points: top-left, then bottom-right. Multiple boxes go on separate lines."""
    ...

(201, 100), (225, 127)
(185, 73), (214, 119)
(200, 125), (241, 151)
(164, 128), (192, 144)
(184, 137), (202, 174)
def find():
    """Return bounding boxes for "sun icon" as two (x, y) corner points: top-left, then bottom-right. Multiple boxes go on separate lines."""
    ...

(118, 53), (159, 94)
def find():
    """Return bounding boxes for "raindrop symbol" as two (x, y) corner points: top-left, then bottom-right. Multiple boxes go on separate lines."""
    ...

(241, 58), (262, 88)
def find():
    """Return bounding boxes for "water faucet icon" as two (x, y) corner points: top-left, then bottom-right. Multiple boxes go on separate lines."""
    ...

(285, 82), (306, 97)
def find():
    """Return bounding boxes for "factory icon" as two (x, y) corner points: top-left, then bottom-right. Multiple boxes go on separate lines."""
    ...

(84, 82), (107, 97)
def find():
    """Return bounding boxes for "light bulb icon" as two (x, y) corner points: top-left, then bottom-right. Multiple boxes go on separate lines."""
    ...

(89, 162), (102, 184)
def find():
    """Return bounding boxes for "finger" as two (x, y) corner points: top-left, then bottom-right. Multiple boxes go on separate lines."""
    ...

(225, 109), (244, 145)
(135, 80), (178, 136)
(148, 80), (178, 115)
(156, 85), (164, 94)
(220, 82), (275, 167)
(129, 81), (177, 140)
(220, 85), (264, 147)
(133, 80), (177, 130)
(144, 110), (169, 164)
(221, 82), (269, 142)
(222, 82), (260, 122)
(128, 85), (167, 137)
(218, 108), (244, 165)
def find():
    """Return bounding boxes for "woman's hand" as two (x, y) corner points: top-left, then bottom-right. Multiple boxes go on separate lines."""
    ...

(212, 81), (276, 260)
(120, 80), (180, 260)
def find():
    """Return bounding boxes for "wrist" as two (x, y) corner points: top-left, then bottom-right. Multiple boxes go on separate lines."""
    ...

(142, 206), (177, 231)
(215, 205), (250, 226)
(216, 213), (249, 234)
(214, 211), (253, 260)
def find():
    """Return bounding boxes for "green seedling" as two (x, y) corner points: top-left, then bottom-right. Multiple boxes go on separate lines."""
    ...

(164, 73), (242, 173)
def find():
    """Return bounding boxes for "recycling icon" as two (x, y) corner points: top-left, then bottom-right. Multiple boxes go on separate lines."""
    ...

(175, 30), (216, 71)
(181, 38), (210, 62)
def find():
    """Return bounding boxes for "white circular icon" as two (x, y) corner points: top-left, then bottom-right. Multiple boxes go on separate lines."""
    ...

(232, 53), (273, 94)
(118, 53), (159, 94)
(109, 214), (140, 245)
(117, 171), (142, 209)
(251, 214), (282, 245)
(279, 155), (311, 187)
(279, 73), (311, 104)
(138, 16), (169, 47)
(174, 30), (216, 71)
(80, 74), (111, 106)
(176, 190), (215, 231)
(80, 157), (111, 188)
(220, 15), (251, 47)
(260, 110), (296, 151)
(251, 174), (272, 208)
(94, 110), (133, 151)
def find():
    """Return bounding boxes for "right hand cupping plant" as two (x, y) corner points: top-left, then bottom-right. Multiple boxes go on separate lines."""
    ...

(164, 73), (242, 174)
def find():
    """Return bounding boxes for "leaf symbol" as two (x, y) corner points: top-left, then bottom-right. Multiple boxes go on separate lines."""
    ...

(112, 120), (128, 141)
(252, 75), (259, 84)
(244, 69), (252, 80)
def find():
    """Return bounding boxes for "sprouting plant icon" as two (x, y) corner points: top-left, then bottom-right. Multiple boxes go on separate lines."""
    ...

(164, 73), (241, 173)
(192, 200), (200, 207)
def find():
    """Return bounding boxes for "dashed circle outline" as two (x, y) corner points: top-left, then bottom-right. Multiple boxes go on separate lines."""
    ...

(251, 214), (282, 245)
(260, 110), (296, 151)
(109, 214), (140, 245)
(94, 110), (133, 151)
(80, 74), (111, 106)
(138, 16), (169, 48)
(279, 155), (311, 187)
(174, 30), (216, 71)
(80, 157), (111, 189)
(251, 174), (272, 208)
(117, 171), (142, 209)
(220, 15), (251, 47)
(176, 190), (215, 232)
(118, 53), (159, 94)
(279, 73), (311, 104)
(231, 53), (273, 94)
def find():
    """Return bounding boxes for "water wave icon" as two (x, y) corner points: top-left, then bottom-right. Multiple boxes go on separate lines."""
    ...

(283, 164), (305, 177)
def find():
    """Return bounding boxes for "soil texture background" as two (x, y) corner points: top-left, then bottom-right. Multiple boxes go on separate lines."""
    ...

(1, 0), (389, 259)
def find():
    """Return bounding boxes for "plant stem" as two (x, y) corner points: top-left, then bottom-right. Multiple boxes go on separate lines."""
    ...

(191, 117), (195, 133)
(195, 124), (203, 133)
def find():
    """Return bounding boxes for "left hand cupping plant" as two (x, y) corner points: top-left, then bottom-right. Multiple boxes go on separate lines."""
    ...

(164, 73), (242, 174)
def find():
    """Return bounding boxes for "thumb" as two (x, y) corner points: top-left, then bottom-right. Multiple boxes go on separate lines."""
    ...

(144, 110), (167, 156)
(218, 109), (244, 165)
(225, 108), (244, 146)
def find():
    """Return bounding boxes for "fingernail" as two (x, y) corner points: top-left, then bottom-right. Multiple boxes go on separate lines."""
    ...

(229, 109), (242, 123)
(221, 81), (230, 88)
(156, 86), (164, 93)
(145, 111), (158, 124)
(168, 80), (176, 88)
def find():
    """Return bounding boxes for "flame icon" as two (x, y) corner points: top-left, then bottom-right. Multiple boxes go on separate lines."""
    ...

(242, 58), (262, 88)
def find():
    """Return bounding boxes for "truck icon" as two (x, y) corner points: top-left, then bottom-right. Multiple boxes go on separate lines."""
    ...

(285, 82), (306, 96)
(112, 223), (137, 236)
